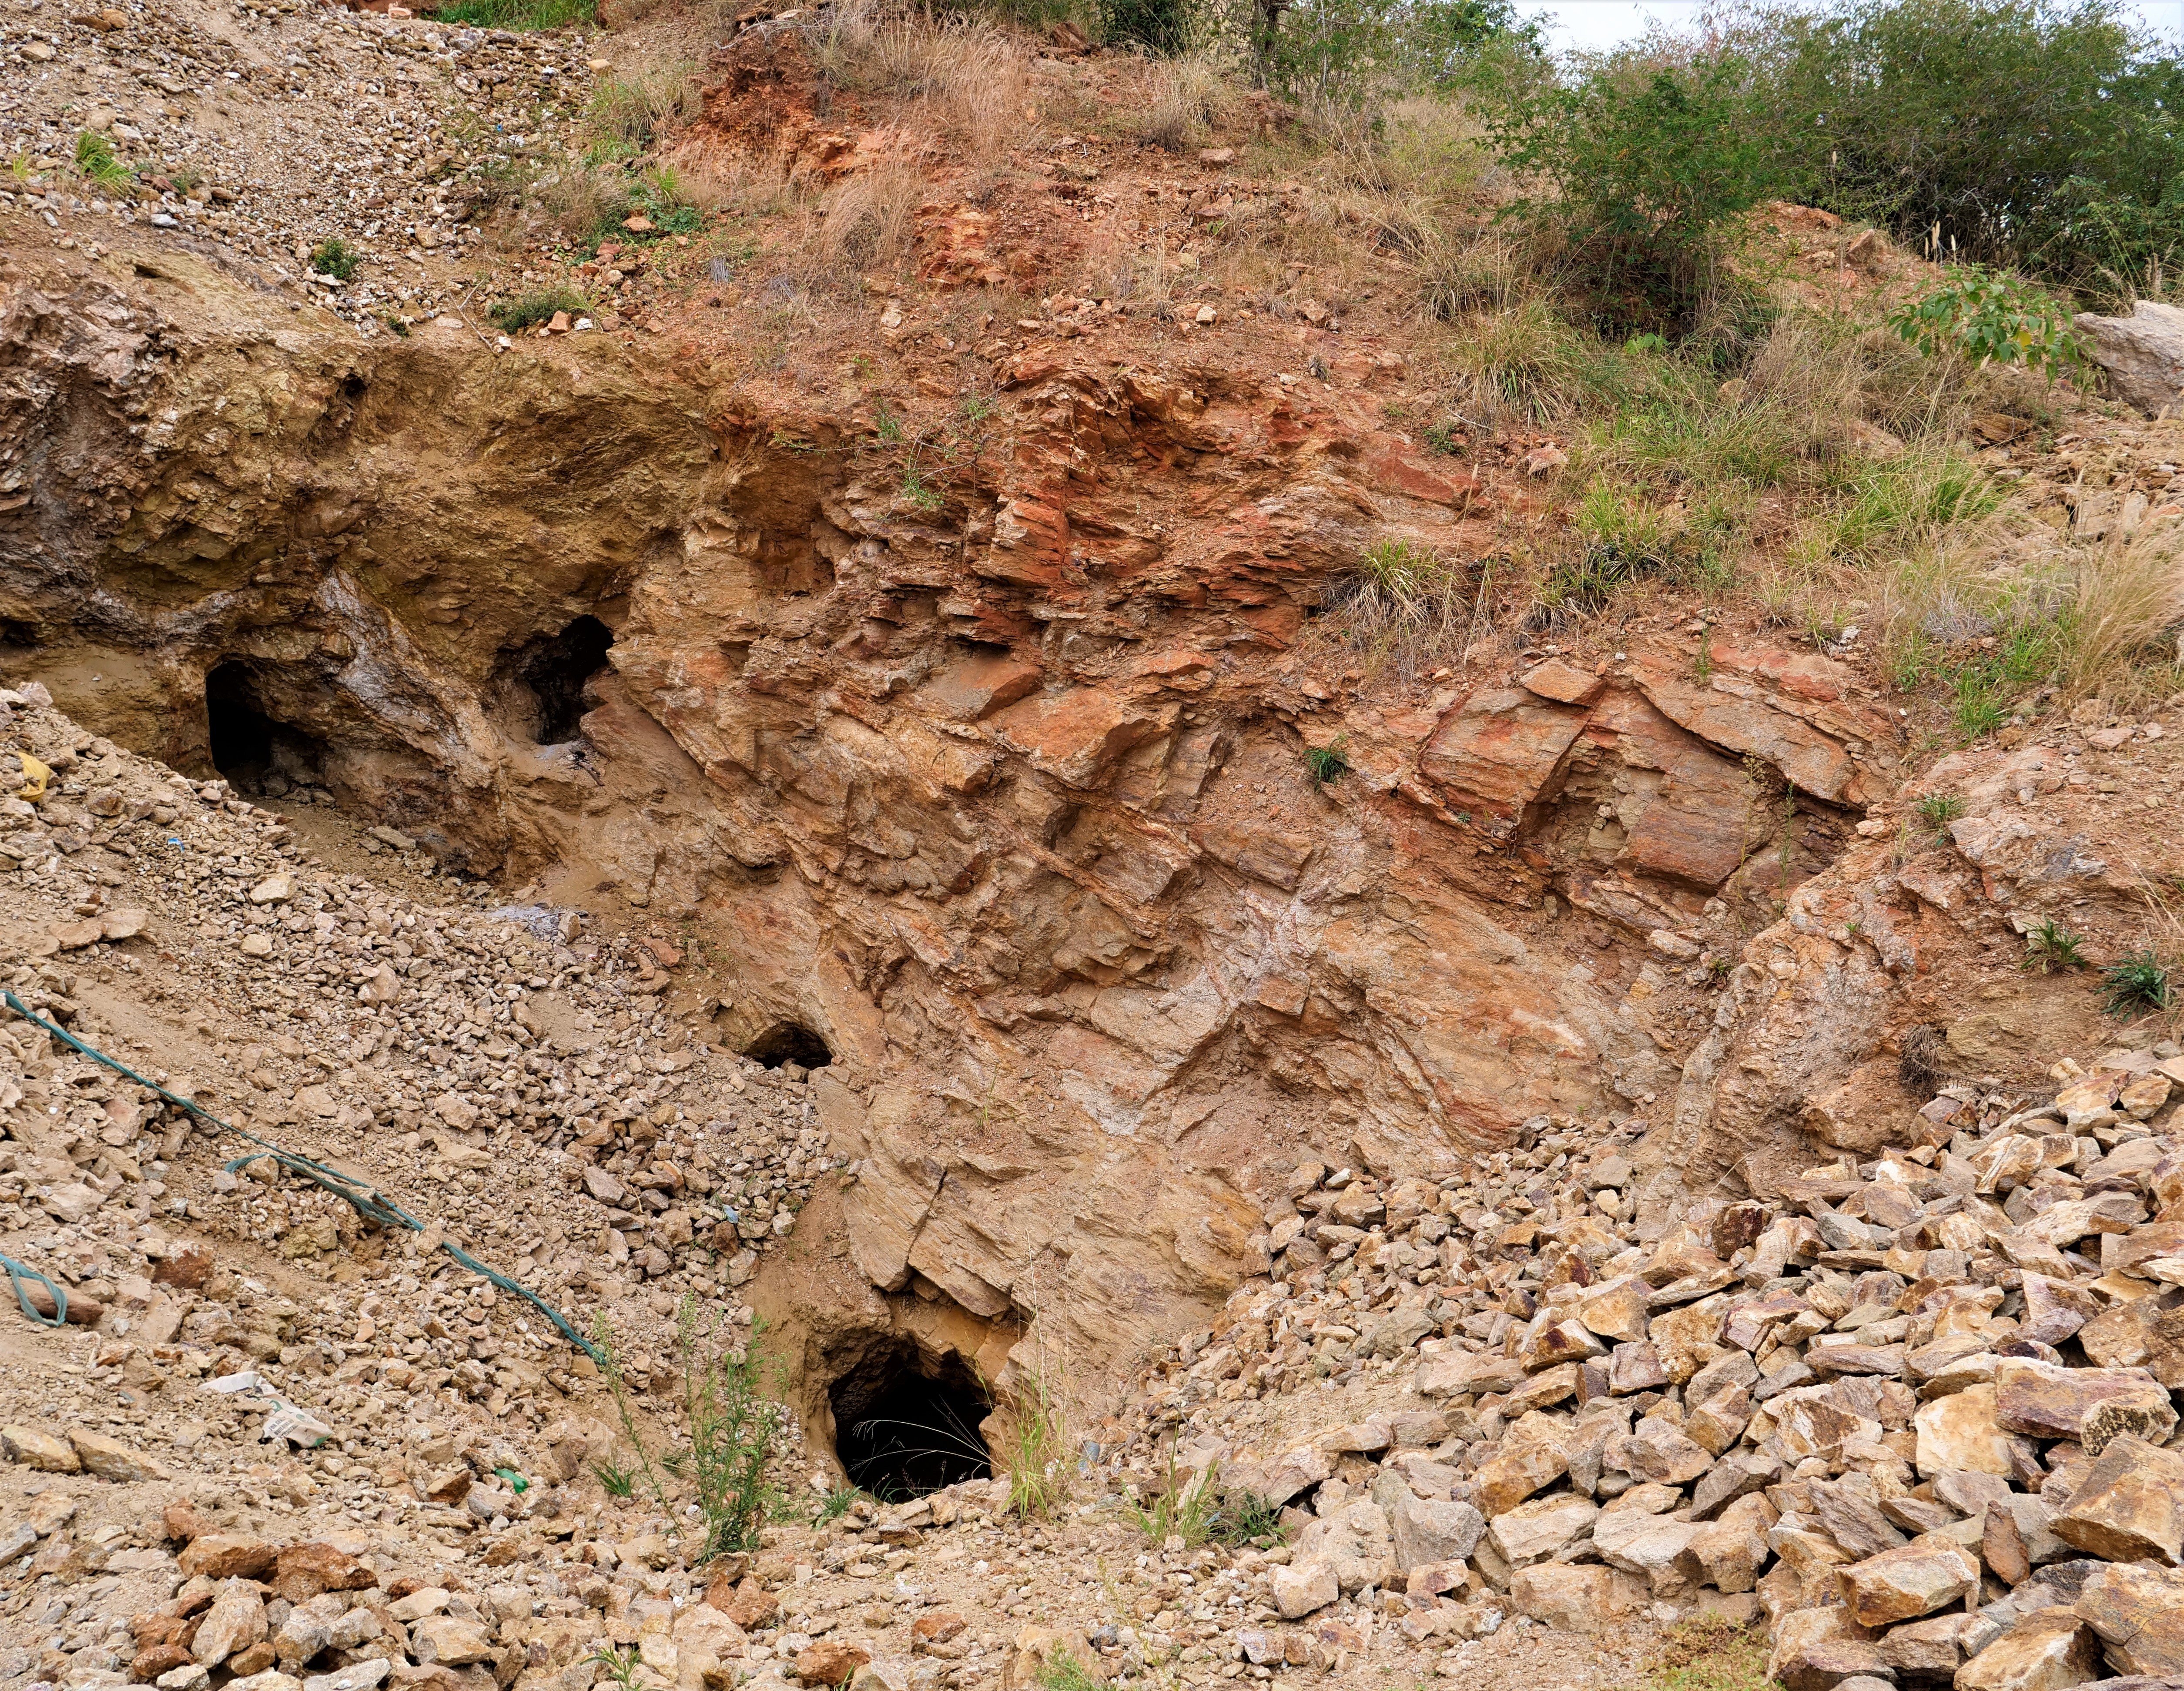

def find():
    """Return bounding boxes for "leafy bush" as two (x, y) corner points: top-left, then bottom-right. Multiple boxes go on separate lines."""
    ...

(1889, 266), (2089, 379)
(1486, 54), (1779, 332)
(310, 239), (361, 281)
(1406, 0), (1546, 84)
(1732, 0), (2184, 298)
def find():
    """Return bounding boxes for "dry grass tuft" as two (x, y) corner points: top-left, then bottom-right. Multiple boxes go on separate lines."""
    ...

(1134, 52), (1245, 153)
(803, 155), (927, 288)
(588, 57), (700, 150)
(815, 5), (1030, 164)
(2064, 521), (2184, 696)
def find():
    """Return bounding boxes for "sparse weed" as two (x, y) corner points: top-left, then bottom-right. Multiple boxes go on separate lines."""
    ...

(489, 287), (590, 332)
(589, 1304), (785, 1558)
(2103, 949), (2172, 1016)
(1003, 1348), (1071, 1520)
(814, 1484), (862, 1524)
(1130, 1443), (1218, 1547)
(591, 1455), (637, 1498)
(1638, 1616), (1771, 1691)
(1032, 1654), (1103, 1691)
(586, 1647), (644, 1691)
(1915, 792), (1965, 832)
(2023, 918), (2089, 974)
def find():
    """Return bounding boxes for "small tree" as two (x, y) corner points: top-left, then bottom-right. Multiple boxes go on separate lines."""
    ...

(1487, 54), (1782, 332)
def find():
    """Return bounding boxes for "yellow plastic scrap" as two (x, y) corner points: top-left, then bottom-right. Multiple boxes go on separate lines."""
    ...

(10, 753), (48, 803)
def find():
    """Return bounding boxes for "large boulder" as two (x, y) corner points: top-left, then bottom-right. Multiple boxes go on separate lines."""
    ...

(2075, 301), (2184, 415)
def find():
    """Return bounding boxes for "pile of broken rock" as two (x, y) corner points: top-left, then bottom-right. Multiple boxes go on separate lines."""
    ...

(1138, 1049), (2183, 1691)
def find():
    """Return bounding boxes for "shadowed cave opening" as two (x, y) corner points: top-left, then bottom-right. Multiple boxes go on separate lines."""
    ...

(744, 1021), (832, 1071)
(206, 662), (328, 796)
(513, 615), (614, 745)
(831, 1342), (992, 1499)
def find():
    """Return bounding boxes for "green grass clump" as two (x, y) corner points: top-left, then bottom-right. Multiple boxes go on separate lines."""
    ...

(1915, 792), (1966, 831)
(310, 238), (360, 281)
(1003, 1359), (1070, 1520)
(2103, 949), (2171, 1016)
(74, 131), (131, 192)
(434, 0), (593, 28)
(1304, 740), (1351, 785)
(489, 287), (590, 332)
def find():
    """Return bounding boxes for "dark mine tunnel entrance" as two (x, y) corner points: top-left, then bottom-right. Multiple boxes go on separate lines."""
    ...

(831, 1343), (992, 1500)
(206, 662), (327, 794)
(515, 615), (614, 745)
(745, 1021), (832, 1071)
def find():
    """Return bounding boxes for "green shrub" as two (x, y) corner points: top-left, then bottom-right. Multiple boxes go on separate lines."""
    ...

(1485, 54), (1781, 333)
(1889, 266), (2089, 379)
(310, 239), (361, 281)
(489, 287), (590, 331)
(1732, 0), (2184, 299)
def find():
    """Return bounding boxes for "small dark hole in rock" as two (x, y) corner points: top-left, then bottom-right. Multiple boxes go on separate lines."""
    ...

(206, 661), (326, 794)
(831, 1343), (991, 1500)
(514, 616), (614, 745)
(744, 1021), (831, 1070)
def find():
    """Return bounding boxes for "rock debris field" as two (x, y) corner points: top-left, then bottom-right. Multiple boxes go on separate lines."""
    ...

(0, 680), (2180, 1691)
(1, 0), (596, 332)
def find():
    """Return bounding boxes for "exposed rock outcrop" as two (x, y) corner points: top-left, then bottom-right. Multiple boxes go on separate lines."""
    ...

(1, 239), (1906, 1372)
(2074, 300), (2184, 416)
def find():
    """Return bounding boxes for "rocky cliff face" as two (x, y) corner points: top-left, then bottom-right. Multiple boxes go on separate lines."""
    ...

(1, 235), (1913, 1376)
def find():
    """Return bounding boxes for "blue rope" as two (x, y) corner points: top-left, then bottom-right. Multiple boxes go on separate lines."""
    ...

(0, 1251), (65, 1328)
(3, 991), (599, 1361)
